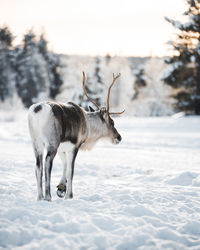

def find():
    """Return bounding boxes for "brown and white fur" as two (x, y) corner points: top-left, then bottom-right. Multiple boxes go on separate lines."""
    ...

(28, 73), (124, 201)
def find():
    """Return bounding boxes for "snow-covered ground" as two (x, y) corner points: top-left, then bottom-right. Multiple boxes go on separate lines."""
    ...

(0, 113), (200, 249)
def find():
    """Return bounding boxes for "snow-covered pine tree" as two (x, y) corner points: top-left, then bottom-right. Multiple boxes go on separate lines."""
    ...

(49, 55), (64, 99)
(132, 65), (147, 100)
(93, 57), (104, 105)
(162, 0), (200, 114)
(16, 31), (48, 108)
(38, 34), (64, 99)
(0, 26), (15, 101)
(105, 54), (111, 64)
(77, 73), (96, 111)
(78, 57), (104, 110)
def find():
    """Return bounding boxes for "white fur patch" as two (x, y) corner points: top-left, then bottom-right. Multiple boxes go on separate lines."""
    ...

(28, 103), (53, 143)
(58, 142), (75, 153)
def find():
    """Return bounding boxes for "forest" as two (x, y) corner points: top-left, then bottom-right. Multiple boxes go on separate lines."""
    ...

(0, 1), (200, 116)
(0, 27), (64, 108)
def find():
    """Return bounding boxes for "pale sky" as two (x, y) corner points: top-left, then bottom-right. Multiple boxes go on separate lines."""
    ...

(0, 0), (186, 57)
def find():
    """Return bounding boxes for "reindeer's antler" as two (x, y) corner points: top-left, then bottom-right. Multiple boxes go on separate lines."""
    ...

(82, 72), (100, 110)
(107, 73), (125, 115)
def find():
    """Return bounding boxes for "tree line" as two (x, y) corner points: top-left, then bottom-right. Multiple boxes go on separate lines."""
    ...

(0, 26), (64, 108)
(1, 0), (200, 116)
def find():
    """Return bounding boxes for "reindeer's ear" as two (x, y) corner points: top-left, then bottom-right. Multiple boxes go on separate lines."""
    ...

(89, 106), (95, 112)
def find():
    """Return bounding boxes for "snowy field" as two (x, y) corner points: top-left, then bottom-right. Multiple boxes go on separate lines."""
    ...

(0, 113), (200, 249)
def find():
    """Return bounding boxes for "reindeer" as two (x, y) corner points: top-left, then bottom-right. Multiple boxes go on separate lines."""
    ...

(28, 72), (124, 201)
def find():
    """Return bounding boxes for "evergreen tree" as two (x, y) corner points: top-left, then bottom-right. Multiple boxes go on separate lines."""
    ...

(93, 57), (104, 105)
(77, 73), (96, 111)
(132, 65), (147, 100)
(38, 34), (64, 99)
(48, 54), (64, 99)
(78, 57), (104, 110)
(0, 28), (64, 108)
(16, 31), (48, 108)
(0, 26), (14, 101)
(37, 34), (48, 56)
(105, 53), (111, 64)
(162, 0), (200, 114)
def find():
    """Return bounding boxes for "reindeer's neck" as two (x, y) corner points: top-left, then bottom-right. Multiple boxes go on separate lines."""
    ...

(86, 112), (108, 140)
(81, 112), (107, 150)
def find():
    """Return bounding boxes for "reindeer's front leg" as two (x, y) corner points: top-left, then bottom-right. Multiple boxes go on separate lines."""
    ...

(57, 151), (67, 198)
(65, 147), (79, 199)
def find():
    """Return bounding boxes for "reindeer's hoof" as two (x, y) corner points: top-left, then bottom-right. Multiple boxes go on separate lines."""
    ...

(57, 183), (66, 198)
(64, 192), (73, 199)
(44, 195), (51, 201)
(37, 195), (44, 201)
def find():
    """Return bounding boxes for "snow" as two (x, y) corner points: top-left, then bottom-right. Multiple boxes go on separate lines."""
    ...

(0, 113), (200, 249)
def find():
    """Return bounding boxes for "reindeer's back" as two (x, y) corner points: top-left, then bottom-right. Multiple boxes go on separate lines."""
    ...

(28, 101), (87, 146)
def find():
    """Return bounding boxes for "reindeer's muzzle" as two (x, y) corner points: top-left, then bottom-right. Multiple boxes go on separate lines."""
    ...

(114, 134), (122, 144)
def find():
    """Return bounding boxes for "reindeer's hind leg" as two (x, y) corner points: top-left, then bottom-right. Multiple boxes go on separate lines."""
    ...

(35, 151), (44, 200)
(29, 119), (44, 201)
(44, 146), (57, 201)
(33, 141), (44, 201)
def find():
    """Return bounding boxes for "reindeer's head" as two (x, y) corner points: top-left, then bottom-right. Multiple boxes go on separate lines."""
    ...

(82, 72), (124, 145)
